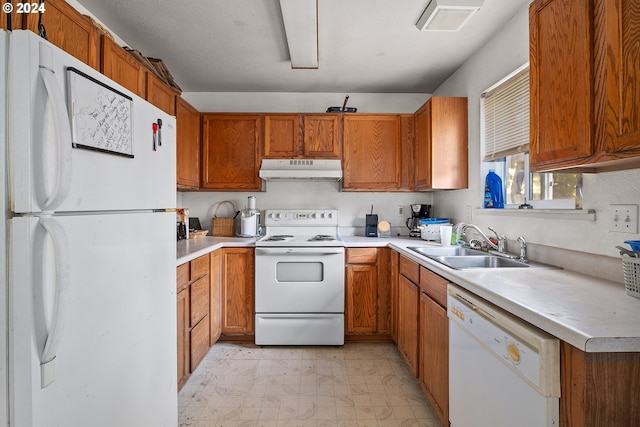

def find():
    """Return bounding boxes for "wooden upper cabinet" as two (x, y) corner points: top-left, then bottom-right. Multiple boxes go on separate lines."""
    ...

(342, 115), (402, 191)
(25, 0), (99, 69)
(201, 114), (262, 191)
(176, 97), (201, 190)
(530, 0), (640, 172)
(602, 0), (640, 157)
(145, 72), (176, 115)
(303, 114), (341, 158)
(100, 35), (145, 98)
(264, 115), (302, 157)
(263, 114), (341, 158)
(414, 97), (468, 191)
(529, 0), (594, 170)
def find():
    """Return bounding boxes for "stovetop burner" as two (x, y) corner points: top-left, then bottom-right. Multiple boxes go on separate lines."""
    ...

(262, 234), (295, 242)
(308, 235), (337, 242)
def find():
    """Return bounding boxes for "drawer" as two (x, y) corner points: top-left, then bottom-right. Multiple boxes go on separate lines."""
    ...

(190, 314), (210, 371)
(190, 254), (209, 281)
(190, 275), (210, 327)
(399, 255), (419, 284)
(346, 247), (377, 264)
(419, 266), (448, 308)
(176, 263), (189, 291)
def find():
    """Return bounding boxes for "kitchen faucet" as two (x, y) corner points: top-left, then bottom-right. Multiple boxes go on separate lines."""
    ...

(517, 236), (528, 263)
(456, 223), (516, 259)
(457, 223), (499, 251)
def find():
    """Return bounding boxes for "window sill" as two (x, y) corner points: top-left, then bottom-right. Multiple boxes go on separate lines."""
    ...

(475, 208), (595, 221)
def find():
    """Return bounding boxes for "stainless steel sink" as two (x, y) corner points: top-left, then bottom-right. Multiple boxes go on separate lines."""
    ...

(433, 255), (529, 269)
(408, 246), (487, 258)
(407, 245), (559, 270)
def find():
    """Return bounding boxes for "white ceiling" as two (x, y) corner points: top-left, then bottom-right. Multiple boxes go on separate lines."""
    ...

(75, 0), (530, 93)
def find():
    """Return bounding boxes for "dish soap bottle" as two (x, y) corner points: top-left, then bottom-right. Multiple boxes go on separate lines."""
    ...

(484, 169), (504, 208)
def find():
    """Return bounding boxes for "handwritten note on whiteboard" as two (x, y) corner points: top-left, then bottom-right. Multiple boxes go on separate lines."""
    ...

(67, 67), (134, 158)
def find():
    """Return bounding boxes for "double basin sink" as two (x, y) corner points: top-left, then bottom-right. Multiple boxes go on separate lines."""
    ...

(408, 246), (558, 270)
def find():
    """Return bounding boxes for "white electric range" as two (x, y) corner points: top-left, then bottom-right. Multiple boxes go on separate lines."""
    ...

(255, 209), (345, 345)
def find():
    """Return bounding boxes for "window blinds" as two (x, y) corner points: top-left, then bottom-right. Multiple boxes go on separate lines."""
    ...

(482, 66), (530, 161)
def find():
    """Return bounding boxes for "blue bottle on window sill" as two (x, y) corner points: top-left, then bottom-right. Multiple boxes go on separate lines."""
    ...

(484, 169), (504, 208)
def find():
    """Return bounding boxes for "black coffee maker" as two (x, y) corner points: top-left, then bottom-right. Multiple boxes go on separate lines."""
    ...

(406, 204), (432, 237)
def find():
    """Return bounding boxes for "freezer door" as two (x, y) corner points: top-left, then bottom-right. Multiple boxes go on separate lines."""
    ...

(9, 212), (177, 427)
(8, 30), (175, 213)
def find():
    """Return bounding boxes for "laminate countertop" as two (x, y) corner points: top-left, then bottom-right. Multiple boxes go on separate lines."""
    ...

(177, 235), (640, 353)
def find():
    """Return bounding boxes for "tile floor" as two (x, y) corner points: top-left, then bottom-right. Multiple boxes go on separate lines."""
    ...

(178, 341), (443, 427)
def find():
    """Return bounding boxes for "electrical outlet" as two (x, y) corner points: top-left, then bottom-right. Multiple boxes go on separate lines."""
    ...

(397, 206), (405, 217)
(465, 205), (473, 222)
(610, 204), (639, 233)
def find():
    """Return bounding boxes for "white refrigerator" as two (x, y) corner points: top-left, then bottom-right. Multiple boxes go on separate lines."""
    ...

(4, 30), (178, 427)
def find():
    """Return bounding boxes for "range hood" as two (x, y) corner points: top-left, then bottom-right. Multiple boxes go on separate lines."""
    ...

(259, 159), (343, 181)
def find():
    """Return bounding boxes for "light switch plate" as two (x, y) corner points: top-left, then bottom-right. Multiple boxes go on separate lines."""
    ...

(609, 204), (639, 233)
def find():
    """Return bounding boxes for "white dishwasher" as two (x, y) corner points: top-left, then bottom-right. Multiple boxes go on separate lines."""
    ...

(448, 284), (560, 427)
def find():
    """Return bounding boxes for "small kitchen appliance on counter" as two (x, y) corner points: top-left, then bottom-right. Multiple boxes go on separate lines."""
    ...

(406, 204), (432, 237)
(255, 209), (344, 345)
(366, 205), (378, 237)
(239, 195), (261, 237)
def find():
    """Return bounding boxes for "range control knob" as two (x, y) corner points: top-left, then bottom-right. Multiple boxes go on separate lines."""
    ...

(507, 342), (521, 364)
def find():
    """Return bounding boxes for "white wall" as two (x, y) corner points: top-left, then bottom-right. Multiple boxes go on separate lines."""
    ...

(180, 92), (436, 236)
(431, 3), (640, 263)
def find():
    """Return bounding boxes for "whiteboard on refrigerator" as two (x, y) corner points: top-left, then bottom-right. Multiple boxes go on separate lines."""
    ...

(67, 67), (134, 158)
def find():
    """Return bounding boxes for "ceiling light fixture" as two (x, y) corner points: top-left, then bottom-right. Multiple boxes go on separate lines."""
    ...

(416, 0), (484, 32)
(279, 0), (318, 69)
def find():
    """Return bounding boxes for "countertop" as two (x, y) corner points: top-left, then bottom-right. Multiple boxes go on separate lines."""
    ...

(177, 235), (640, 353)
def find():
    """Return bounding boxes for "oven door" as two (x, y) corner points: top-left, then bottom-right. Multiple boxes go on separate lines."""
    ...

(255, 247), (345, 313)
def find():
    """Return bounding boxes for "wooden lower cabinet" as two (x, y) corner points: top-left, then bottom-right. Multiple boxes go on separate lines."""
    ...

(221, 248), (255, 337)
(397, 255), (420, 377)
(176, 254), (211, 390)
(345, 247), (391, 339)
(176, 287), (190, 390)
(419, 278), (449, 427)
(560, 342), (640, 426)
(209, 249), (222, 345)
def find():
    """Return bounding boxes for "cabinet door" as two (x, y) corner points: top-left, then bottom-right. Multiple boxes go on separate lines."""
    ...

(603, 0), (640, 155)
(209, 250), (222, 345)
(345, 264), (378, 334)
(177, 288), (190, 390)
(190, 275), (210, 327)
(263, 115), (302, 158)
(303, 115), (341, 158)
(397, 274), (419, 377)
(176, 97), (201, 189)
(25, 0), (99, 69)
(190, 314), (210, 371)
(390, 251), (400, 343)
(221, 248), (255, 334)
(145, 72), (176, 115)
(100, 35), (145, 98)
(420, 293), (449, 427)
(414, 102), (431, 189)
(342, 115), (401, 190)
(202, 115), (262, 190)
(529, 0), (594, 169)
(414, 97), (468, 190)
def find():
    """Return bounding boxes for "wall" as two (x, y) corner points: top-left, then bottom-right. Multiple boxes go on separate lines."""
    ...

(431, 2), (639, 278)
(180, 92), (436, 237)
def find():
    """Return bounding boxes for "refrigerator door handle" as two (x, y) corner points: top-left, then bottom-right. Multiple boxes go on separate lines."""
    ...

(38, 42), (72, 212)
(38, 216), (71, 388)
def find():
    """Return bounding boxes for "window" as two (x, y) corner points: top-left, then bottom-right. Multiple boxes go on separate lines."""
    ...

(481, 64), (581, 209)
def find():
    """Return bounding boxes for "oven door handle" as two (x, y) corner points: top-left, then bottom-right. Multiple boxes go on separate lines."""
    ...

(255, 247), (344, 256)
